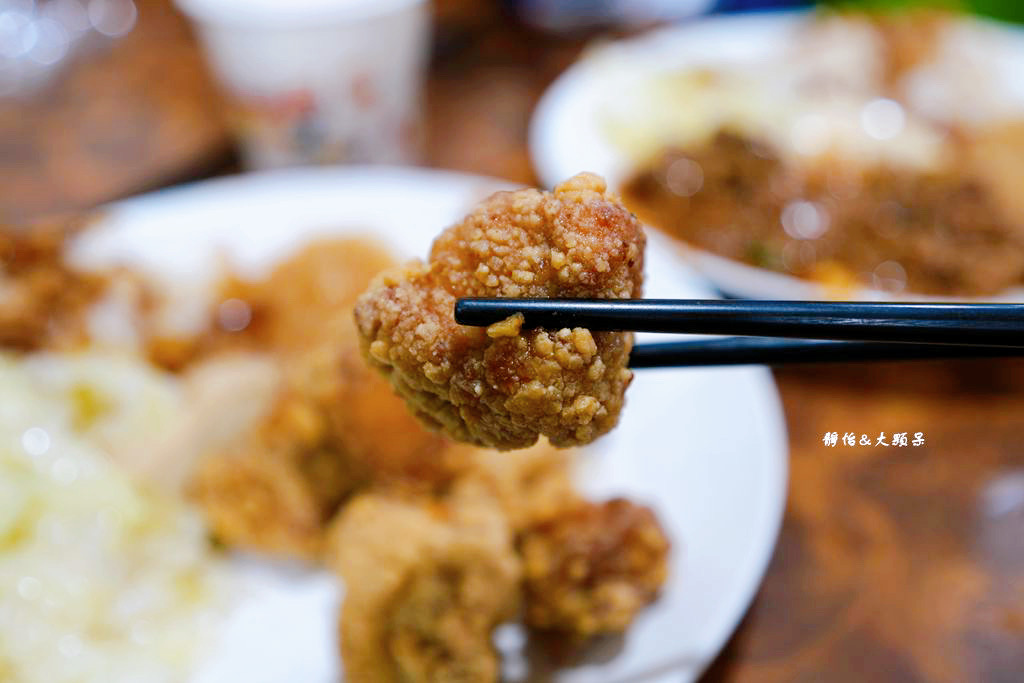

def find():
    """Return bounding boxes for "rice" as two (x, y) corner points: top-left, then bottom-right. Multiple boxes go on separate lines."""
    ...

(0, 352), (230, 683)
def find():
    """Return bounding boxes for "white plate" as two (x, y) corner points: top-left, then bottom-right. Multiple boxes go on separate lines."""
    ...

(530, 11), (1024, 302)
(73, 166), (788, 683)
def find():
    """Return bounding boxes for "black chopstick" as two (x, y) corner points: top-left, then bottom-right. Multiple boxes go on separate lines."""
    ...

(455, 299), (1024, 348)
(628, 338), (1024, 369)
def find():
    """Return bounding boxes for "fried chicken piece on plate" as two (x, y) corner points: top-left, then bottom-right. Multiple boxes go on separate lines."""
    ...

(0, 216), (106, 351)
(450, 445), (669, 642)
(192, 388), (360, 559)
(354, 173), (645, 451)
(302, 339), (453, 490)
(242, 241), (448, 488)
(192, 340), (456, 559)
(193, 445), (326, 559)
(519, 498), (670, 639)
(190, 239), (452, 558)
(326, 478), (520, 683)
(446, 439), (582, 532)
(170, 239), (399, 358)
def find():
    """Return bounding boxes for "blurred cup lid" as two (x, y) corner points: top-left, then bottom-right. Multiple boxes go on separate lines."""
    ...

(174, 0), (428, 28)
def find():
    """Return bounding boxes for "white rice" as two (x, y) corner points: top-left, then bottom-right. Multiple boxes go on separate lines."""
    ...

(0, 352), (231, 683)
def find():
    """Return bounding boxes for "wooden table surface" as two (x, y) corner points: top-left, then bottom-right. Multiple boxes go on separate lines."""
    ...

(5, 4), (1023, 680)
(0, 0), (231, 221)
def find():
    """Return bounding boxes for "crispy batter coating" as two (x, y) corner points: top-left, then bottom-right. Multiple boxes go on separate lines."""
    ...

(193, 376), (378, 558)
(150, 240), (400, 367)
(354, 173), (645, 450)
(234, 240), (399, 353)
(0, 217), (106, 350)
(274, 338), (454, 493)
(238, 240), (447, 487)
(448, 440), (582, 532)
(326, 481), (520, 683)
(190, 239), (448, 558)
(193, 443), (328, 558)
(519, 499), (670, 639)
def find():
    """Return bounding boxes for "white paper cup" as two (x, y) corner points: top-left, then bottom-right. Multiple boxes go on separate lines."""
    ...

(175, 0), (430, 169)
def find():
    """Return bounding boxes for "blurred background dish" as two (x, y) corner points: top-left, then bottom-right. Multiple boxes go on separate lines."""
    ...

(69, 166), (788, 683)
(530, 10), (1024, 300)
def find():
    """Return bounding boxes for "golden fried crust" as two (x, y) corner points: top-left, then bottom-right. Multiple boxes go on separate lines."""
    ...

(192, 448), (326, 559)
(253, 240), (398, 352)
(326, 489), (520, 683)
(248, 240), (446, 487)
(324, 340), (451, 488)
(192, 342), (452, 558)
(190, 239), (452, 558)
(0, 217), (106, 351)
(519, 499), (670, 638)
(354, 173), (645, 450)
(446, 440), (582, 532)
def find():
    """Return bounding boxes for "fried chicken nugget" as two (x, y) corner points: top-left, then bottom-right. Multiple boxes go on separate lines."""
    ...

(519, 499), (670, 639)
(244, 239), (448, 486)
(193, 447), (326, 558)
(327, 479), (520, 683)
(191, 239), (452, 558)
(447, 440), (582, 531)
(192, 341), (458, 558)
(0, 217), (106, 351)
(354, 173), (645, 450)
(192, 390), (360, 559)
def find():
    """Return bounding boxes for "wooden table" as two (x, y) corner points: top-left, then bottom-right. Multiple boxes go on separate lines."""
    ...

(707, 361), (1024, 682)
(0, 0), (231, 221)
(5, 5), (1022, 680)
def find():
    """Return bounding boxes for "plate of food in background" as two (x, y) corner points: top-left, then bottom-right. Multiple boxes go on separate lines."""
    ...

(530, 9), (1024, 301)
(1, 167), (787, 683)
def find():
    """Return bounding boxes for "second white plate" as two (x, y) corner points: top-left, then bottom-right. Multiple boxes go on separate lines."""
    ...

(530, 11), (1024, 302)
